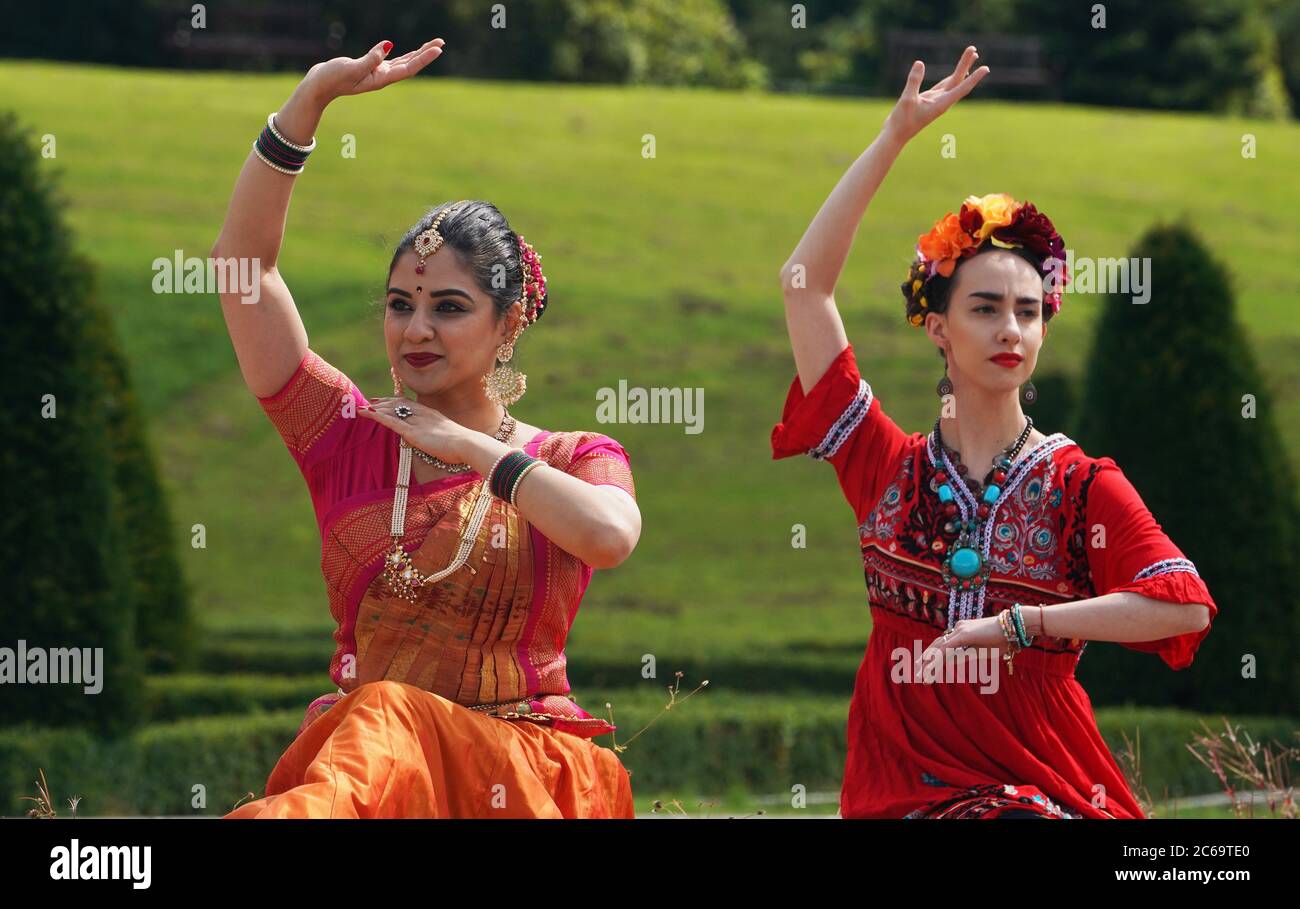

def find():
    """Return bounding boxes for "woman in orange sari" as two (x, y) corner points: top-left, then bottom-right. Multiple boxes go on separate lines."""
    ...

(212, 37), (640, 818)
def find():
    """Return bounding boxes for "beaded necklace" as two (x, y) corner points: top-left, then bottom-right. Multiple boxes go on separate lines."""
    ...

(931, 416), (1034, 598)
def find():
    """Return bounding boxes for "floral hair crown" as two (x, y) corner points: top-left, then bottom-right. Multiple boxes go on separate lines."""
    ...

(902, 193), (1068, 327)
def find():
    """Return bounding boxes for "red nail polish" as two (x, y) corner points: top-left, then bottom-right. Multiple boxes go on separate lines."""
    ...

(381, 40), (393, 54)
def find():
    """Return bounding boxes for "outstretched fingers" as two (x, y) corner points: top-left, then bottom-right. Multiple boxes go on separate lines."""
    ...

(375, 40), (445, 88)
(388, 38), (445, 69)
(930, 46), (977, 92)
(902, 59), (926, 100)
(946, 64), (990, 101)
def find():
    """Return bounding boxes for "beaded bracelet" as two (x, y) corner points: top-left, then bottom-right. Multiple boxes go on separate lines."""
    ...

(252, 111), (317, 175)
(1011, 602), (1036, 648)
(997, 610), (1021, 676)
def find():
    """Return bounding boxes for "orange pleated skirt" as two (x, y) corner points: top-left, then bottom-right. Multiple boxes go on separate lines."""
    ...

(223, 680), (635, 818)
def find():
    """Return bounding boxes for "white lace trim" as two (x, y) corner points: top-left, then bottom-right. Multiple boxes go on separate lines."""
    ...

(808, 379), (872, 461)
(1132, 557), (1200, 581)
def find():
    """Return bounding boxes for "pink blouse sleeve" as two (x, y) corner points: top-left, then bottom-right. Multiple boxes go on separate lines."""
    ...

(255, 348), (369, 469)
(253, 351), (377, 540)
(564, 433), (636, 500)
(1083, 457), (1217, 670)
(770, 343), (913, 520)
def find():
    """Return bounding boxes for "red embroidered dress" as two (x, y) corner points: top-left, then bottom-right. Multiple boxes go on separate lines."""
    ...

(771, 344), (1218, 819)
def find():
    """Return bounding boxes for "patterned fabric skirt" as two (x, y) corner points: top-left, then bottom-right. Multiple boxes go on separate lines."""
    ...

(223, 680), (634, 819)
(904, 783), (1082, 819)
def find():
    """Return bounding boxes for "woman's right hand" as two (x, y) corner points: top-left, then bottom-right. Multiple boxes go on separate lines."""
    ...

(882, 45), (989, 146)
(302, 37), (446, 105)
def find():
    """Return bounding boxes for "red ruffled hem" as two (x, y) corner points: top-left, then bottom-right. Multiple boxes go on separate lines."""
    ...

(1104, 569), (1216, 670)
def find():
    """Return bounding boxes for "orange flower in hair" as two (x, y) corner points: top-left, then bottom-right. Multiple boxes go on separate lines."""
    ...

(917, 212), (978, 278)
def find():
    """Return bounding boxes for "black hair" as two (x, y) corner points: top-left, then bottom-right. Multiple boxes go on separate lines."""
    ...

(901, 242), (1054, 362)
(383, 200), (547, 325)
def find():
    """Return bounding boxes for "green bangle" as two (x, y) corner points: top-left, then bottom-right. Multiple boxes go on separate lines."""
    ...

(1011, 603), (1032, 648)
(491, 450), (539, 501)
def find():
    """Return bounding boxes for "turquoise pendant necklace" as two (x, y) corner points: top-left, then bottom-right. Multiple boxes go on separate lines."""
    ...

(931, 416), (1033, 593)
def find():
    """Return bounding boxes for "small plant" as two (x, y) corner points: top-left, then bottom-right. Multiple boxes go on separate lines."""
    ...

(1115, 727), (1159, 818)
(20, 769), (80, 819)
(1185, 718), (1298, 819)
(649, 796), (755, 819)
(607, 671), (708, 754)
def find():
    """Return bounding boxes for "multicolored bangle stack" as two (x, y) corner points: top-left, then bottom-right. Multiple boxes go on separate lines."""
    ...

(996, 603), (1037, 677)
(252, 111), (316, 175)
(488, 450), (544, 504)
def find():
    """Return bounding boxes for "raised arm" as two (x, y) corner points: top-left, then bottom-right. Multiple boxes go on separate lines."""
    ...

(210, 37), (445, 398)
(779, 46), (989, 395)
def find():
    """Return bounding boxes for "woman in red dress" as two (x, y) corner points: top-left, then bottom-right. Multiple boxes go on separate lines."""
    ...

(771, 47), (1216, 819)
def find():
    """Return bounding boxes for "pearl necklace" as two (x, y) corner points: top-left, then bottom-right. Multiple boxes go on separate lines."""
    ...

(931, 417), (1033, 595)
(381, 410), (518, 602)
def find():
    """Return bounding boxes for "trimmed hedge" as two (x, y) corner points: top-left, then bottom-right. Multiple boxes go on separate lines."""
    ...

(0, 110), (143, 735)
(142, 673), (332, 724)
(1, 689), (1293, 817)
(197, 635), (863, 694)
(0, 712), (298, 817)
(1074, 222), (1300, 715)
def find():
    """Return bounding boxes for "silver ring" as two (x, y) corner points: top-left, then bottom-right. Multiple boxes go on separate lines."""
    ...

(394, 404), (414, 420)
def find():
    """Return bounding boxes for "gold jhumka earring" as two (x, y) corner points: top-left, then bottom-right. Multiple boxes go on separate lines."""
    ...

(481, 233), (548, 407)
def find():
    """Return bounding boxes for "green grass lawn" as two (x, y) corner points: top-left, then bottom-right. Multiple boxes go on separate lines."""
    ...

(6, 61), (1300, 722)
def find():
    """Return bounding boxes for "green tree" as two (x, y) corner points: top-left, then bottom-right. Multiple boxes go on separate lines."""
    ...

(1073, 222), (1299, 715)
(0, 110), (193, 732)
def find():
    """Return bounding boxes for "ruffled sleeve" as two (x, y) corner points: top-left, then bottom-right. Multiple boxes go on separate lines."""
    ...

(770, 343), (913, 520)
(563, 432), (636, 500)
(256, 348), (368, 474)
(1083, 457), (1217, 670)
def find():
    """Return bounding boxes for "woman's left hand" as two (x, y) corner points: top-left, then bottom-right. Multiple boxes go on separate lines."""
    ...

(359, 397), (476, 463)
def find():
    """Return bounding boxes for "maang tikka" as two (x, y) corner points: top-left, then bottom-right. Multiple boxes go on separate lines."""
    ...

(412, 200), (468, 275)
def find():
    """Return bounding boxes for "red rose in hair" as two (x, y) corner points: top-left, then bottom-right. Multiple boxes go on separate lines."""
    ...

(994, 203), (1063, 263)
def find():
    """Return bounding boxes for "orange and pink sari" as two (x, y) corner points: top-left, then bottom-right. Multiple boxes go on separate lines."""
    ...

(224, 349), (636, 818)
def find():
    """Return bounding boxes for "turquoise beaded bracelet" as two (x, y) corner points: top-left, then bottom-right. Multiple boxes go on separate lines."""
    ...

(1011, 603), (1034, 648)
